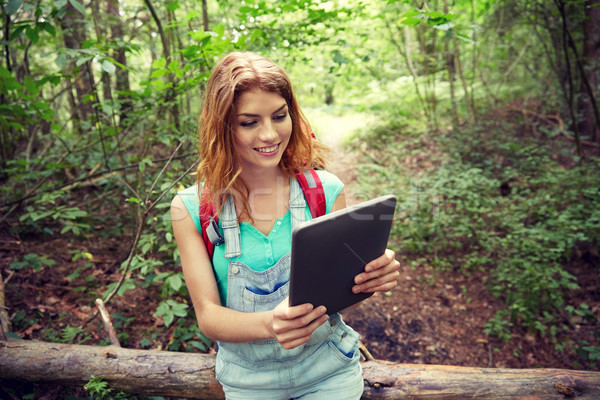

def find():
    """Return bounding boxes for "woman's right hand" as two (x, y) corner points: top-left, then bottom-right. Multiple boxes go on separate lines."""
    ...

(269, 298), (329, 350)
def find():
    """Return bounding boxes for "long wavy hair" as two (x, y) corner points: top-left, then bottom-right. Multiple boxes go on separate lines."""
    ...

(196, 51), (330, 215)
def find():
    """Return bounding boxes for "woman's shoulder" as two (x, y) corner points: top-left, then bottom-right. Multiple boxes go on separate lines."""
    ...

(314, 169), (344, 190)
(313, 170), (344, 213)
(173, 183), (202, 232)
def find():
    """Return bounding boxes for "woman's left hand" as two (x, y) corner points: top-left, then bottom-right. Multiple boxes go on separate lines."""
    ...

(352, 249), (400, 294)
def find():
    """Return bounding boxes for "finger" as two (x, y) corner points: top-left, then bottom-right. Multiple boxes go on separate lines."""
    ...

(353, 269), (400, 293)
(355, 258), (400, 285)
(360, 280), (398, 294)
(364, 249), (396, 272)
(277, 313), (329, 349)
(273, 305), (327, 335)
(279, 301), (314, 321)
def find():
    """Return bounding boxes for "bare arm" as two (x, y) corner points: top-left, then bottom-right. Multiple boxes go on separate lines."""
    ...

(171, 195), (327, 349)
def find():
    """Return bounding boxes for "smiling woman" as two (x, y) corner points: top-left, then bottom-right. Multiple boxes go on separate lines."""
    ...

(233, 89), (292, 177)
(170, 52), (400, 399)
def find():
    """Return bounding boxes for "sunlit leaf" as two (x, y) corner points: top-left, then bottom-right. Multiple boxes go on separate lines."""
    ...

(6, 0), (22, 15)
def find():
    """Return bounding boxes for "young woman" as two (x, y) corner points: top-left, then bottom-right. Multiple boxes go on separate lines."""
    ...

(171, 52), (400, 399)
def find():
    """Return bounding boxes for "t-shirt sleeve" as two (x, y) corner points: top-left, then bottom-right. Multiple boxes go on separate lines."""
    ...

(315, 170), (345, 213)
(175, 184), (202, 233)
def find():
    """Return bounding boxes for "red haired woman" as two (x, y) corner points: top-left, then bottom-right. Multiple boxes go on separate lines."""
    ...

(171, 52), (399, 399)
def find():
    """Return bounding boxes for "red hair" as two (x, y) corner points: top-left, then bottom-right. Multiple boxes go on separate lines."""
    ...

(196, 52), (329, 214)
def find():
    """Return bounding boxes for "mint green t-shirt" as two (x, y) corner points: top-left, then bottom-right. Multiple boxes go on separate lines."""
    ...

(176, 170), (344, 304)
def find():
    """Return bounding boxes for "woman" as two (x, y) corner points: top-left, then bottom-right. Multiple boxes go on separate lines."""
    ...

(171, 52), (400, 399)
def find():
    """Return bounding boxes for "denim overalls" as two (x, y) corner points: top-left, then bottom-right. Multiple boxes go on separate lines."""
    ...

(214, 178), (364, 399)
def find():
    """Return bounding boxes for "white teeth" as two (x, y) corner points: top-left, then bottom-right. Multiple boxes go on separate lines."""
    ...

(256, 144), (278, 153)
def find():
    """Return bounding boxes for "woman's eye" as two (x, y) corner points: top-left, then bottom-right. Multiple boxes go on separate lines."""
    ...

(240, 120), (256, 127)
(273, 113), (287, 121)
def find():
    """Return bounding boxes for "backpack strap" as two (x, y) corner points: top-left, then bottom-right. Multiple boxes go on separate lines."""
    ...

(200, 191), (223, 261)
(199, 168), (326, 261)
(295, 169), (326, 219)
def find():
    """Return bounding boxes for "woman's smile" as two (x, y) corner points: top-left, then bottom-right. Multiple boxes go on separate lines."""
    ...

(234, 88), (292, 174)
(255, 143), (280, 155)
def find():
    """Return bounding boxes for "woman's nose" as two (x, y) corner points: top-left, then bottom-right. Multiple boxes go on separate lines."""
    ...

(259, 121), (278, 141)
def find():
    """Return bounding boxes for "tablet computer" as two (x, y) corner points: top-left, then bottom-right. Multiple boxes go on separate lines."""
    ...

(289, 194), (397, 314)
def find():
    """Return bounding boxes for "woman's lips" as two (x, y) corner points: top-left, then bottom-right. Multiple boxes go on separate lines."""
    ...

(254, 143), (280, 156)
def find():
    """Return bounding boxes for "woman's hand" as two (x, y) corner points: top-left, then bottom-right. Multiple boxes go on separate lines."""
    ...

(352, 249), (400, 294)
(269, 298), (329, 350)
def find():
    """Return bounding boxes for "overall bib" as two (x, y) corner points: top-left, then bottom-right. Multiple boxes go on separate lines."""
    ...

(214, 179), (364, 399)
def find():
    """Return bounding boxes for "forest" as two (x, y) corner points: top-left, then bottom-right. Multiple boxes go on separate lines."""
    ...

(1, 0), (599, 398)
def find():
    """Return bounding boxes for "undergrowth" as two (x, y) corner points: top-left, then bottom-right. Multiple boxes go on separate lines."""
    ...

(351, 116), (600, 367)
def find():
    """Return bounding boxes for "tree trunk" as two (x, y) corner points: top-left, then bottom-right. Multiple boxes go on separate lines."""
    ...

(444, 0), (459, 129)
(202, 0), (209, 31)
(576, 0), (600, 143)
(61, 2), (94, 123)
(2, 339), (600, 399)
(106, 0), (132, 122)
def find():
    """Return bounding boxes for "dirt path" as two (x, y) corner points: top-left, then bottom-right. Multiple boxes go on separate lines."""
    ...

(306, 109), (374, 206)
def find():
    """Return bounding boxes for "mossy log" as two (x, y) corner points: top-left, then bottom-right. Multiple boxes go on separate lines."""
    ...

(1, 339), (599, 399)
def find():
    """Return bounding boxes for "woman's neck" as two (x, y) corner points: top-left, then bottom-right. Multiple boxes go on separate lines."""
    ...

(237, 166), (290, 228)
(240, 165), (287, 193)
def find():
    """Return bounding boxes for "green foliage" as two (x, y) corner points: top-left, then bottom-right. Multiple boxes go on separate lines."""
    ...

(166, 318), (212, 352)
(154, 299), (188, 327)
(10, 253), (56, 272)
(42, 325), (92, 344)
(353, 115), (600, 358)
(84, 376), (132, 400)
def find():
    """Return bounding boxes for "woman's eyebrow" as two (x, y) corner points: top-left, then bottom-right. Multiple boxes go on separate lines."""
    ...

(236, 103), (287, 118)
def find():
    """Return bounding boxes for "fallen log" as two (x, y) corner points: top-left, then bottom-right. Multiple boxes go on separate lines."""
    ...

(1, 339), (599, 399)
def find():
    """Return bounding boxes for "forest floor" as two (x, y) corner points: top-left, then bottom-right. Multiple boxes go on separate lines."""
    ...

(308, 107), (599, 370)
(1, 108), (599, 397)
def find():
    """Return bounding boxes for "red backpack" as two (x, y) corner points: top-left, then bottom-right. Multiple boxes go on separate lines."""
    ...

(200, 168), (326, 260)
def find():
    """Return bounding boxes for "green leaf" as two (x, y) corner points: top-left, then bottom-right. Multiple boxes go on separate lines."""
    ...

(24, 77), (39, 96)
(168, 274), (182, 291)
(55, 53), (68, 69)
(152, 57), (167, 69)
(9, 24), (27, 40)
(401, 11), (421, 18)
(186, 10), (200, 21)
(401, 17), (421, 26)
(0, 66), (11, 79)
(181, 45), (202, 58)
(456, 33), (474, 44)
(101, 59), (116, 74)
(25, 26), (39, 43)
(40, 22), (57, 36)
(168, 60), (179, 72)
(6, 0), (22, 15)
(150, 69), (168, 78)
(68, 0), (86, 15)
(163, 312), (174, 327)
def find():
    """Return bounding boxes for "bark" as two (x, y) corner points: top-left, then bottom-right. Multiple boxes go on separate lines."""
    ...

(0, 272), (10, 339)
(444, 0), (458, 129)
(576, 0), (600, 143)
(106, 0), (132, 120)
(2, 339), (600, 399)
(61, 2), (94, 123)
(202, 0), (209, 31)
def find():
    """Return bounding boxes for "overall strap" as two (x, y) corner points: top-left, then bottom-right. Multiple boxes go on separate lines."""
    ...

(289, 177), (306, 231)
(220, 195), (242, 259)
(200, 191), (220, 260)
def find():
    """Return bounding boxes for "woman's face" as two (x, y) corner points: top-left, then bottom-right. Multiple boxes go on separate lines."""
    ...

(233, 88), (292, 174)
